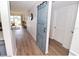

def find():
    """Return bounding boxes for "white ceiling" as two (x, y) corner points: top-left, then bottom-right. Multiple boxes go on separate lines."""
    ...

(10, 1), (42, 12)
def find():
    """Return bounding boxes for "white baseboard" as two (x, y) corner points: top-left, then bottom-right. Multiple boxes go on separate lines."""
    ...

(27, 29), (36, 41)
(45, 50), (48, 55)
(49, 36), (54, 39)
(15, 48), (17, 56)
(69, 50), (79, 56)
(62, 43), (69, 49)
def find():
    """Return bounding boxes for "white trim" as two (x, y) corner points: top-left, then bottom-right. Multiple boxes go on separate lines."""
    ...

(69, 50), (79, 56)
(14, 48), (17, 56)
(45, 1), (52, 54)
(53, 1), (79, 10)
(49, 36), (54, 40)
(0, 1), (13, 56)
(62, 43), (69, 49)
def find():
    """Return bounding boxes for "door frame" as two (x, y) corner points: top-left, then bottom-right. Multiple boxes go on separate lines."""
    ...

(45, 1), (52, 54)
(0, 1), (15, 56)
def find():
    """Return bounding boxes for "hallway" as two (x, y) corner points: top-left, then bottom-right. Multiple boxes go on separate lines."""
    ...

(15, 28), (68, 56)
(15, 27), (69, 56)
(15, 28), (43, 55)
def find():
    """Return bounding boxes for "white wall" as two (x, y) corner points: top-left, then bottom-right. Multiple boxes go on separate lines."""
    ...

(27, 6), (37, 40)
(69, 4), (79, 56)
(49, 2), (78, 49)
(27, 2), (42, 40)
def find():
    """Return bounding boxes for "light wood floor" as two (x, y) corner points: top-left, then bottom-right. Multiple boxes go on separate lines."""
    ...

(47, 39), (69, 55)
(16, 28), (43, 55)
(15, 28), (69, 56)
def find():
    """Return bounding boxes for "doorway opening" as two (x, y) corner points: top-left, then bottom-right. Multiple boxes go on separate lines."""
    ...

(9, 1), (78, 56)
(10, 1), (44, 56)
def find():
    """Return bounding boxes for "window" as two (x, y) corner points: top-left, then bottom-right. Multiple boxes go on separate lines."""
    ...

(10, 15), (21, 27)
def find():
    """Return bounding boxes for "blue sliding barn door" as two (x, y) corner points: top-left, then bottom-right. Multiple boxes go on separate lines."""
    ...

(37, 1), (48, 53)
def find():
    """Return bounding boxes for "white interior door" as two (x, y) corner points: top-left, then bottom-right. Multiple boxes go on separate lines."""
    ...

(53, 9), (66, 44)
(63, 4), (78, 49)
(52, 4), (78, 49)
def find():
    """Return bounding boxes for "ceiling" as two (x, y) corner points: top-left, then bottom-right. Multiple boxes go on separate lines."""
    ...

(10, 1), (42, 12)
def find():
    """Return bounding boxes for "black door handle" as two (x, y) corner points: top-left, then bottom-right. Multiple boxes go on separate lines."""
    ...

(44, 28), (46, 32)
(71, 31), (74, 33)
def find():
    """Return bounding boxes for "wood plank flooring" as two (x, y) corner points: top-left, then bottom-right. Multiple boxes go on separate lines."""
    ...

(15, 28), (43, 55)
(15, 28), (69, 56)
(47, 39), (69, 55)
